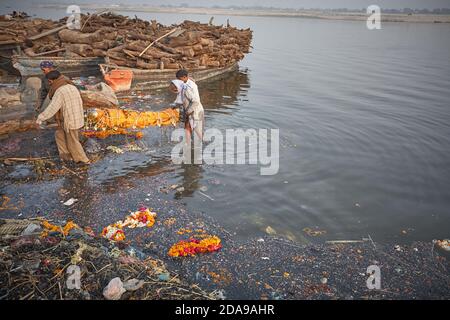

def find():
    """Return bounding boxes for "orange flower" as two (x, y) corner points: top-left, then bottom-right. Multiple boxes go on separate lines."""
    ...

(135, 131), (144, 139)
(40, 220), (80, 237)
(168, 236), (222, 257)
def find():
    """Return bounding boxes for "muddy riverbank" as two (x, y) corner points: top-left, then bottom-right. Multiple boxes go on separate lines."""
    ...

(1, 129), (449, 299)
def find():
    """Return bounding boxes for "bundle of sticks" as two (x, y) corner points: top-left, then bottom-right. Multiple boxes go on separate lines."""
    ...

(0, 12), (252, 70)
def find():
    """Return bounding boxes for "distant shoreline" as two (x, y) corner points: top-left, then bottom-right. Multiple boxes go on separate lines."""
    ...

(36, 5), (450, 23)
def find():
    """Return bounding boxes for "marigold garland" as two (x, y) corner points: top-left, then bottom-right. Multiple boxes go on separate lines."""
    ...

(82, 107), (179, 139)
(101, 207), (157, 242)
(40, 220), (80, 237)
(168, 236), (222, 257)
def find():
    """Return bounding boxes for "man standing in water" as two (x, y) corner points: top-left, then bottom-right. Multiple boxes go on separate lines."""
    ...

(36, 70), (90, 164)
(173, 69), (204, 142)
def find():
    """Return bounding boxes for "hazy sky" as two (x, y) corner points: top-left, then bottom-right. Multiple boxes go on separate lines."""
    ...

(3, 0), (450, 10)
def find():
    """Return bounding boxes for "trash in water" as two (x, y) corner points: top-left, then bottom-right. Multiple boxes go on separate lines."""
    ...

(265, 226), (277, 235)
(303, 227), (327, 237)
(124, 144), (144, 152)
(123, 278), (145, 291)
(106, 146), (124, 154)
(158, 272), (171, 282)
(63, 198), (78, 206)
(103, 277), (126, 300)
(434, 239), (450, 252)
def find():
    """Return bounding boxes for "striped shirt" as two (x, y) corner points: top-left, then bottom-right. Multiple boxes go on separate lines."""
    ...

(37, 84), (84, 131)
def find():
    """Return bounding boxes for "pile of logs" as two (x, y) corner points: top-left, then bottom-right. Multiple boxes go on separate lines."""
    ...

(0, 12), (252, 70)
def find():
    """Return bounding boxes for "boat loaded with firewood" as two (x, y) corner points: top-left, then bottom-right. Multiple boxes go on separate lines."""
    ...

(1, 12), (252, 88)
(0, 12), (252, 134)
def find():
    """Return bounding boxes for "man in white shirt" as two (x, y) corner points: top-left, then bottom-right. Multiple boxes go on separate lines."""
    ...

(173, 69), (204, 142)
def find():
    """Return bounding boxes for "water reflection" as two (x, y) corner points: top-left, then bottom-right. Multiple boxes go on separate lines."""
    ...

(174, 164), (204, 199)
(199, 69), (250, 111)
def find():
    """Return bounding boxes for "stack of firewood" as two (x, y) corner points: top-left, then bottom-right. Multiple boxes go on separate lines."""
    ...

(0, 12), (252, 69)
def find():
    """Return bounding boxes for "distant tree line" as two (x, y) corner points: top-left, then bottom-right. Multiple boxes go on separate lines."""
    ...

(155, 4), (450, 15)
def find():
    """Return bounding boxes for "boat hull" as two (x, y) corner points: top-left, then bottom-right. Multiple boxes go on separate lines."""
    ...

(101, 62), (239, 91)
(12, 56), (105, 78)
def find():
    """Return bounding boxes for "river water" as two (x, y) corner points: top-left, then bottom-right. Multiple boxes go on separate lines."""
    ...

(5, 7), (450, 244)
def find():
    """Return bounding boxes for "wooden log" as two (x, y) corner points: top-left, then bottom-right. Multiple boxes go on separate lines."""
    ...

(200, 37), (214, 47)
(176, 47), (195, 58)
(92, 49), (106, 57)
(0, 40), (21, 45)
(206, 60), (220, 67)
(107, 44), (126, 52)
(64, 43), (94, 57)
(127, 31), (153, 41)
(101, 31), (118, 41)
(109, 59), (136, 68)
(122, 49), (137, 58)
(125, 45), (176, 59)
(136, 58), (158, 69)
(138, 27), (179, 57)
(0, 119), (36, 135)
(0, 34), (15, 41)
(165, 62), (181, 69)
(192, 44), (203, 52)
(27, 24), (66, 41)
(153, 42), (179, 55)
(106, 51), (128, 62)
(58, 29), (102, 44)
(24, 47), (65, 57)
(80, 85), (118, 109)
(91, 39), (116, 50)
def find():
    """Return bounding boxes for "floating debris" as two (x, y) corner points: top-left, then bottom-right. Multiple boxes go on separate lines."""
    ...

(303, 227), (327, 237)
(435, 239), (450, 252)
(265, 226), (277, 235)
(103, 277), (126, 300)
(63, 198), (78, 206)
(106, 146), (124, 154)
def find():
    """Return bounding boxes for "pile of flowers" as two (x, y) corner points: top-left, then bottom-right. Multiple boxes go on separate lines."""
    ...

(40, 220), (80, 237)
(168, 236), (222, 257)
(101, 207), (157, 242)
(122, 207), (157, 229)
(435, 239), (450, 252)
(101, 223), (126, 242)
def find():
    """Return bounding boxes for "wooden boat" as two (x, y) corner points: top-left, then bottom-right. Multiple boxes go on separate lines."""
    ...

(11, 55), (105, 78)
(99, 62), (239, 92)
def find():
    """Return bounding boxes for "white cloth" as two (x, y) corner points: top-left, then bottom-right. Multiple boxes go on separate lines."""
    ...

(171, 79), (184, 104)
